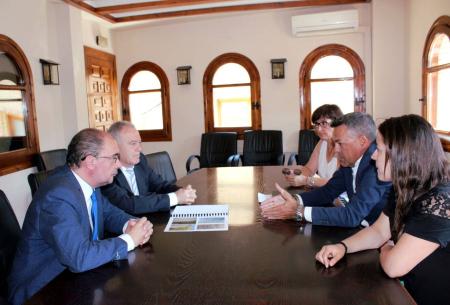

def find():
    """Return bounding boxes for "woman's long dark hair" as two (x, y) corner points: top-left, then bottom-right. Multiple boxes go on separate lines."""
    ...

(378, 114), (449, 236)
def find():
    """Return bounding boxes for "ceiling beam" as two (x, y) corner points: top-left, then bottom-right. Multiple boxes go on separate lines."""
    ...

(64, 0), (370, 23)
(63, 0), (116, 23)
(115, 0), (369, 23)
(96, 0), (238, 15)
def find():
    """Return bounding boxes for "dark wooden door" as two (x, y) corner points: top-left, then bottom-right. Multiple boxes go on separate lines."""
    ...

(84, 46), (118, 131)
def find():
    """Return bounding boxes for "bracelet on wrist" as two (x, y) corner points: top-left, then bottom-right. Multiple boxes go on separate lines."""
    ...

(294, 195), (303, 221)
(338, 241), (348, 255)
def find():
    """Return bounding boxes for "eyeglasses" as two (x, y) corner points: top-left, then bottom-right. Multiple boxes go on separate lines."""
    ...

(313, 120), (332, 129)
(96, 153), (120, 163)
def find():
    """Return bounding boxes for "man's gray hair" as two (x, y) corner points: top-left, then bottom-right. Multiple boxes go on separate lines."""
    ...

(66, 128), (105, 167)
(331, 112), (376, 141)
(108, 121), (136, 141)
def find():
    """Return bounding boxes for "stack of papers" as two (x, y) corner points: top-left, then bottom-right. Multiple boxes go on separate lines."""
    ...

(164, 205), (229, 232)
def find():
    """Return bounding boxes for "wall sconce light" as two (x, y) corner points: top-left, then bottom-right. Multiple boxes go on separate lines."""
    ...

(96, 35), (108, 48)
(176, 66), (191, 85)
(40, 59), (60, 85)
(270, 58), (287, 79)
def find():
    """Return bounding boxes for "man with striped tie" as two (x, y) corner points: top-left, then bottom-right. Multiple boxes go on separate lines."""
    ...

(102, 121), (197, 215)
(8, 129), (153, 305)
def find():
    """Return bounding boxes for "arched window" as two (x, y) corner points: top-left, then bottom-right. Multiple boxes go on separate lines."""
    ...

(203, 53), (261, 137)
(422, 15), (450, 151)
(299, 44), (365, 129)
(121, 61), (172, 141)
(0, 34), (39, 175)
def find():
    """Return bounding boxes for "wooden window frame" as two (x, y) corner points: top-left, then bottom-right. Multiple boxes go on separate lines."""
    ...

(421, 15), (450, 152)
(203, 53), (261, 139)
(299, 44), (366, 129)
(121, 61), (172, 142)
(0, 34), (39, 176)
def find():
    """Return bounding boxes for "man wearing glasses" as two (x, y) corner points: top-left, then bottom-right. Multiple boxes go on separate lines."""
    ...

(9, 129), (153, 305)
(261, 112), (392, 228)
(101, 121), (197, 215)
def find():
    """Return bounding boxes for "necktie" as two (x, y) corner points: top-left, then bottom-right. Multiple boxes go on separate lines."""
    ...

(126, 168), (139, 195)
(90, 190), (99, 241)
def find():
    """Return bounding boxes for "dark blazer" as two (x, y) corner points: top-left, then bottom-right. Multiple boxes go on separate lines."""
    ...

(8, 165), (131, 305)
(301, 142), (392, 227)
(101, 153), (180, 214)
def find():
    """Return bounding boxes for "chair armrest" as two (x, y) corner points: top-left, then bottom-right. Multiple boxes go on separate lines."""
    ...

(186, 155), (200, 174)
(227, 154), (241, 167)
(287, 153), (297, 165)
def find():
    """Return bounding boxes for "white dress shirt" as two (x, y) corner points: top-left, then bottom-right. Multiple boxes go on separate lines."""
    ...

(121, 166), (139, 195)
(72, 170), (136, 251)
(120, 166), (179, 207)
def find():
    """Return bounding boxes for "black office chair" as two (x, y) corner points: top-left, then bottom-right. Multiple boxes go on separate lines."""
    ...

(0, 136), (26, 152)
(186, 132), (238, 174)
(241, 130), (284, 166)
(145, 151), (177, 184)
(288, 129), (320, 165)
(28, 171), (49, 196)
(0, 190), (21, 301)
(36, 149), (67, 171)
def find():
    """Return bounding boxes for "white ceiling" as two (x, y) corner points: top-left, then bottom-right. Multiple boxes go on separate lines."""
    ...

(64, 0), (369, 23)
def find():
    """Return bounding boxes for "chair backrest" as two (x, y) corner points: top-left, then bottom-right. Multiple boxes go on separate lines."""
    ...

(36, 149), (67, 171)
(27, 171), (49, 196)
(199, 132), (238, 168)
(297, 129), (320, 165)
(0, 190), (21, 299)
(145, 152), (177, 184)
(0, 136), (25, 152)
(242, 130), (283, 166)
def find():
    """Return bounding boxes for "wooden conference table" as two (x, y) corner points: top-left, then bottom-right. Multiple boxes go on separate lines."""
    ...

(26, 166), (416, 305)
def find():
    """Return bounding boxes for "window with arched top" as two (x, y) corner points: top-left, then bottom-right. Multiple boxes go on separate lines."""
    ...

(422, 15), (450, 151)
(0, 34), (39, 175)
(121, 61), (172, 141)
(299, 44), (365, 129)
(203, 53), (261, 137)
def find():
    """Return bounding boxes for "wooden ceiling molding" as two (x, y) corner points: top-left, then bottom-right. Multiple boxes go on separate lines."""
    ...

(63, 0), (370, 23)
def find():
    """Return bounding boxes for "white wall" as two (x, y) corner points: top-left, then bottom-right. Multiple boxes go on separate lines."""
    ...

(0, 168), (34, 226)
(371, 0), (408, 120)
(0, 0), (91, 224)
(405, 0), (450, 114)
(405, 0), (450, 159)
(0, 0), (65, 224)
(407, 0), (450, 161)
(372, 0), (449, 120)
(112, 4), (373, 178)
(1, 0), (448, 224)
(82, 14), (115, 55)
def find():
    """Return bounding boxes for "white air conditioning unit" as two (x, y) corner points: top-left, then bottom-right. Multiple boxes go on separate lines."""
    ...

(291, 10), (359, 37)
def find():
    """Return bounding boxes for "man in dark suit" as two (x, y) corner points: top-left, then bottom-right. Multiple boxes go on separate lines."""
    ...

(261, 112), (392, 227)
(8, 129), (153, 305)
(101, 121), (196, 215)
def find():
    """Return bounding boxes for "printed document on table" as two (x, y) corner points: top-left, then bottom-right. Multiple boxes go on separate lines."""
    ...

(164, 204), (229, 232)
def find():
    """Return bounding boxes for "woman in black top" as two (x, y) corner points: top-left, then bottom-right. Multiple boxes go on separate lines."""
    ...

(315, 114), (450, 305)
